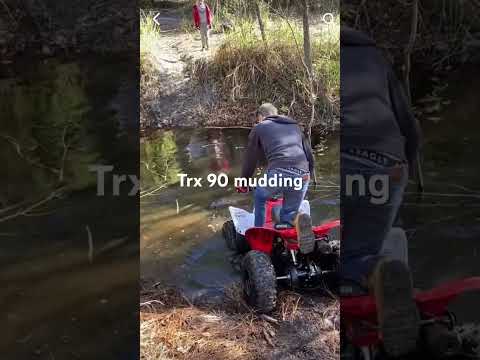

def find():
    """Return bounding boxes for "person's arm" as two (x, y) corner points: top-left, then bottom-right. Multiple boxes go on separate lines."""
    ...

(387, 67), (423, 170)
(302, 135), (316, 183)
(241, 127), (261, 179)
(192, 6), (199, 29)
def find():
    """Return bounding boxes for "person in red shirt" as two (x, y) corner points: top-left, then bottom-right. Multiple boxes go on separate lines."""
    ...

(192, 0), (213, 51)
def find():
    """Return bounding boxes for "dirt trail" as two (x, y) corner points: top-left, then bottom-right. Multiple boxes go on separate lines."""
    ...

(143, 9), (225, 128)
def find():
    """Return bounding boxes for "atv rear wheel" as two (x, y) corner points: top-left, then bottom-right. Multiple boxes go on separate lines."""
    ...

(223, 220), (249, 254)
(242, 250), (277, 313)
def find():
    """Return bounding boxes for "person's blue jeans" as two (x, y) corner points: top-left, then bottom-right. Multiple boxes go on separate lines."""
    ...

(340, 154), (408, 289)
(254, 168), (310, 227)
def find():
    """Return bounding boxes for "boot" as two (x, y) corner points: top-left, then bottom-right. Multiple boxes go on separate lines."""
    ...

(369, 259), (420, 357)
(294, 213), (315, 254)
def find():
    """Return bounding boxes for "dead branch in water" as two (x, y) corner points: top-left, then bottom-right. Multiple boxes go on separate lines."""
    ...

(0, 187), (65, 223)
(0, 133), (60, 175)
(140, 185), (167, 198)
(0, 199), (30, 216)
(96, 236), (129, 256)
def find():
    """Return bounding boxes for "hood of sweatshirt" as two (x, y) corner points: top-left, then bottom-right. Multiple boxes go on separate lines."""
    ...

(341, 26), (376, 46)
(265, 115), (297, 124)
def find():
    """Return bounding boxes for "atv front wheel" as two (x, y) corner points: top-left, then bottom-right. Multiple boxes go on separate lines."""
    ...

(222, 220), (249, 254)
(242, 250), (277, 313)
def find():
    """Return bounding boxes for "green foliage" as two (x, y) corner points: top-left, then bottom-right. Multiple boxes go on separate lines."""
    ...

(213, 0), (257, 20)
(141, 131), (182, 190)
(312, 16), (340, 100)
(0, 62), (99, 204)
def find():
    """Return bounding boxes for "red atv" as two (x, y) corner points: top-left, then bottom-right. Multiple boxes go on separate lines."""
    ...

(222, 196), (340, 313)
(342, 271), (480, 359)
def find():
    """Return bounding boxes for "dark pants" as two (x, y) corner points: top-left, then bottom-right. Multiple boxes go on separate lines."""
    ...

(340, 154), (408, 287)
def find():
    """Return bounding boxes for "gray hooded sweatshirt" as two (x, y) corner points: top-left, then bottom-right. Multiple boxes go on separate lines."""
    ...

(241, 115), (315, 179)
(341, 27), (422, 167)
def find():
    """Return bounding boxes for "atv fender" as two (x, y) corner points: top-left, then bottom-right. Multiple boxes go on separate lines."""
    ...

(245, 220), (341, 254)
(341, 277), (480, 348)
(245, 227), (277, 254)
(342, 276), (480, 321)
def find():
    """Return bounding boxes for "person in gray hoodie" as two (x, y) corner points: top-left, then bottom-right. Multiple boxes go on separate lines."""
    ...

(238, 103), (317, 253)
(341, 26), (422, 357)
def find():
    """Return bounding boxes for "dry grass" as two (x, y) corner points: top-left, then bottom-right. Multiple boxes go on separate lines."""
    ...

(140, 283), (263, 360)
(140, 281), (339, 360)
(140, 10), (161, 56)
(187, 17), (340, 129)
(139, 9), (162, 99)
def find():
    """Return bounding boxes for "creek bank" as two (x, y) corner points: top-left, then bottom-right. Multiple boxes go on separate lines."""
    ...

(140, 6), (340, 132)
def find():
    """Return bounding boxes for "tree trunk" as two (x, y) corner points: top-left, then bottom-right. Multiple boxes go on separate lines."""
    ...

(301, 0), (317, 183)
(302, 0), (313, 78)
(301, 0), (314, 136)
(255, 1), (267, 43)
(403, 0), (418, 104)
(404, 0), (424, 192)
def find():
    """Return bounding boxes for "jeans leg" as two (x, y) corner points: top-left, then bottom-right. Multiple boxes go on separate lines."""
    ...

(280, 178), (309, 224)
(254, 182), (278, 227)
(380, 227), (409, 265)
(200, 25), (205, 48)
(200, 24), (208, 48)
(340, 156), (408, 286)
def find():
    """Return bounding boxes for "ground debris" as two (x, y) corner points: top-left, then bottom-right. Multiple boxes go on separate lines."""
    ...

(140, 281), (339, 360)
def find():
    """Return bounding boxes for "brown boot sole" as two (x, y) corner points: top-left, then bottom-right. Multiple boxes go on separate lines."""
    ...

(377, 260), (420, 357)
(295, 213), (315, 254)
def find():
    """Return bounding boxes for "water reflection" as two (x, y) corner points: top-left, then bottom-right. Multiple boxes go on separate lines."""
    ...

(404, 65), (480, 322)
(1, 61), (101, 205)
(1, 57), (138, 359)
(141, 130), (181, 189)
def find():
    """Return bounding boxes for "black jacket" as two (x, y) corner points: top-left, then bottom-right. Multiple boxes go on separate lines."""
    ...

(241, 116), (315, 179)
(341, 27), (422, 167)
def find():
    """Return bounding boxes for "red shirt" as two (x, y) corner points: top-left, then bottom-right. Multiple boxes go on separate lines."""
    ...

(192, 4), (213, 28)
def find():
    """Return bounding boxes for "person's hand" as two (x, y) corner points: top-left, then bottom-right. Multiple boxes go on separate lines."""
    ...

(235, 186), (249, 194)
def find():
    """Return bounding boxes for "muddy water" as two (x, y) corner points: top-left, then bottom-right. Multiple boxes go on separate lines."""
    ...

(1, 56), (138, 358)
(405, 65), (480, 322)
(140, 129), (339, 301)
